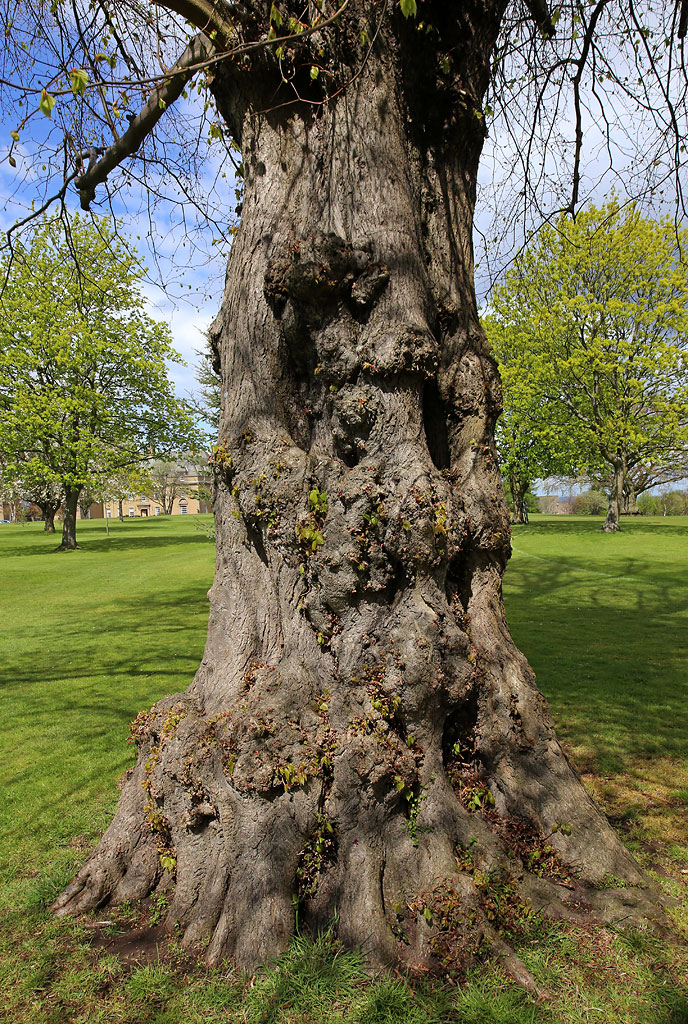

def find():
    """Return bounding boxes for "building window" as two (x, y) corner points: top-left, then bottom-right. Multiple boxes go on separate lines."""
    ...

(155, 507), (161, 516)
(180, 506), (188, 515)
(128, 508), (135, 517)
(106, 509), (111, 518)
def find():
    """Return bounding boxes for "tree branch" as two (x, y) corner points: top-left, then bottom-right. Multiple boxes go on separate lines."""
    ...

(153, 0), (245, 44)
(524, 0), (556, 39)
(679, 0), (688, 39)
(75, 33), (213, 211)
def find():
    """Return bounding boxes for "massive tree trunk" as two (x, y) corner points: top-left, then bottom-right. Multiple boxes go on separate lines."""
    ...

(55, 2), (657, 975)
(59, 486), (81, 550)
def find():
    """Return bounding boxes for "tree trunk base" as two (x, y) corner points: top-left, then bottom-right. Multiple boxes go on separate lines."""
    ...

(53, 657), (663, 974)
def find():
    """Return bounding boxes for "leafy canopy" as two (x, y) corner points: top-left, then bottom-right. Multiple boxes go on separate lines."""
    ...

(0, 216), (202, 500)
(485, 201), (688, 488)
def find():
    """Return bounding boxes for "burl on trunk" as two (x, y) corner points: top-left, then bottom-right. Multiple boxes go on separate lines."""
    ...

(55, 3), (658, 976)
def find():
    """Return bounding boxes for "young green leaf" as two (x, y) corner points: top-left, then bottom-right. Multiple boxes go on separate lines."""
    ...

(400, 0), (417, 18)
(69, 68), (89, 96)
(39, 90), (56, 118)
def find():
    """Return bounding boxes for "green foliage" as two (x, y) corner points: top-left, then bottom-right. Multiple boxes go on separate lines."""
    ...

(308, 487), (328, 515)
(296, 814), (335, 899)
(192, 336), (222, 435)
(149, 891), (169, 925)
(636, 490), (688, 516)
(486, 201), (688, 517)
(39, 88), (55, 117)
(0, 215), (201, 543)
(68, 68), (88, 95)
(405, 784), (431, 846)
(571, 489), (608, 515)
(295, 522), (325, 550)
(297, 485), (327, 550)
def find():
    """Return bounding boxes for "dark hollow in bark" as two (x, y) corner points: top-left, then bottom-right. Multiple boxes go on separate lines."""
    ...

(54, 3), (661, 977)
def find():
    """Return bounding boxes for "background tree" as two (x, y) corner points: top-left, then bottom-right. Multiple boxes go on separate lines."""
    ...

(147, 460), (187, 515)
(1, 0), (683, 982)
(486, 202), (688, 533)
(486, 315), (585, 524)
(494, 410), (559, 524)
(0, 458), (63, 530)
(0, 216), (201, 549)
(98, 465), (160, 522)
(618, 458), (688, 514)
(30, 480), (64, 533)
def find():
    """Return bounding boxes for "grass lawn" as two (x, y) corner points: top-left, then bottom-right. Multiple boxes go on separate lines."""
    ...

(1, 514), (687, 1023)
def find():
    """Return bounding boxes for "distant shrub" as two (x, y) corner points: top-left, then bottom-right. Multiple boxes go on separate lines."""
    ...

(637, 491), (688, 515)
(637, 494), (661, 515)
(571, 489), (607, 515)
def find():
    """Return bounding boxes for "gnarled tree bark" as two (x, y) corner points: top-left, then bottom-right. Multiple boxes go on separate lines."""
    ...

(54, 0), (659, 975)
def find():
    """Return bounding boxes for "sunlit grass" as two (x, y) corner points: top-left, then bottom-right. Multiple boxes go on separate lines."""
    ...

(1, 513), (687, 1023)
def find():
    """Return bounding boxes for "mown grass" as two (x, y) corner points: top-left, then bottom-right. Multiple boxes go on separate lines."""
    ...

(505, 516), (688, 879)
(1, 514), (687, 1023)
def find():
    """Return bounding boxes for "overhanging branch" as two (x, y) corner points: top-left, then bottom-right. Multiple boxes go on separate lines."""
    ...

(524, 0), (556, 39)
(75, 33), (213, 210)
(679, 0), (688, 39)
(153, 0), (244, 43)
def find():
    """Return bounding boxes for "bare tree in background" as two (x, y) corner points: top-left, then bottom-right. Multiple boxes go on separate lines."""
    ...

(147, 461), (186, 515)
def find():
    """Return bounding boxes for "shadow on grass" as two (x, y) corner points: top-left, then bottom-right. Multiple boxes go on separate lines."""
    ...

(0, 531), (212, 559)
(511, 516), (688, 538)
(0, 581), (210, 694)
(504, 521), (688, 773)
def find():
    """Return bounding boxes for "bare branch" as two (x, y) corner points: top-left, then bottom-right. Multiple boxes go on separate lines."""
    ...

(76, 33), (213, 210)
(524, 0), (556, 39)
(679, 0), (688, 39)
(152, 0), (243, 45)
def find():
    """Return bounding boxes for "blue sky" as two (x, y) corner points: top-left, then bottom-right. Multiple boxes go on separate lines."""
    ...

(0, 83), (234, 413)
(1, 6), (684, 424)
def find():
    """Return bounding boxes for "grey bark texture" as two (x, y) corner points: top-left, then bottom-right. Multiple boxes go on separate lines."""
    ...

(54, 0), (660, 975)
